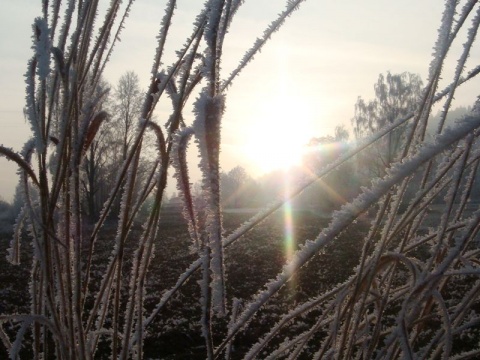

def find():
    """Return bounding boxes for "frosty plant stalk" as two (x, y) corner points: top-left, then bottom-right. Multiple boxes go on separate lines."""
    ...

(2, 0), (480, 359)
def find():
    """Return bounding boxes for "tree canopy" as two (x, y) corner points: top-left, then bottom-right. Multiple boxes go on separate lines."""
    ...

(352, 71), (423, 175)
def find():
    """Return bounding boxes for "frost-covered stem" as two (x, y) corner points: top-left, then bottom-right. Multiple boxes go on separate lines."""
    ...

(364, 277), (396, 358)
(401, 1), (460, 158)
(245, 291), (344, 360)
(418, 148), (478, 348)
(61, 181), (75, 359)
(360, 148), (476, 356)
(82, 119), (150, 300)
(134, 256), (204, 346)
(195, 93), (227, 315)
(141, 8), (205, 124)
(451, 281), (480, 330)
(31, 162), (64, 359)
(142, 17), (205, 120)
(132, 235), (156, 360)
(49, 0), (62, 39)
(87, 265), (116, 356)
(112, 146), (142, 359)
(428, 0), (456, 82)
(445, 137), (479, 242)
(167, 23), (204, 131)
(0, 146), (39, 187)
(75, 1), (100, 85)
(141, 75), (477, 332)
(197, 1), (229, 317)
(80, 0), (123, 86)
(120, 246), (146, 359)
(201, 246), (215, 360)
(7, 207), (26, 265)
(112, 251), (124, 357)
(47, 94), (72, 220)
(94, 0), (136, 90)
(225, 298), (240, 360)
(427, 291), (453, 359)
(216, 0), (233, 61)
(150, 0), (177, 80)
(84, 72), (168, 348)
(172, 128), (200, 247)
(222, 70), (478, 246)
(389, 148), (466, 241)
(3, 314), (66, 359)
(205, 0), (225, 94)
(393, 218), (480, 359)
(73, 163), (87, 358)
(336, 194), (396, 359)
(428, 134), (473, 270)
(131, 199), (163, 358)
(31, 259), (41, 358)
(125, 164), (160, 232)
(89, 124), (161, 356)
(215, 114), (480, 356)
(341, 176), (413, 359)
(437, 4), (480, 134)
(121, 165), (168, 359)
(266, 307), (333, 360)
(56, 0), (76, 54)
(453, 156), (480, 223)
(221, 0), (306, 91)
(67, 238), (77, 359)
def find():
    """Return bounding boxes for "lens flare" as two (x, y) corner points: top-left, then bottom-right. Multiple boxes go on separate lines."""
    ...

(283, 170), (296, 292)
(284, 199), (294, 260)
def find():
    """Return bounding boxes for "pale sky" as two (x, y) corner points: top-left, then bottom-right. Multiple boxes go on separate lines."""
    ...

(1, 1), (479, 201)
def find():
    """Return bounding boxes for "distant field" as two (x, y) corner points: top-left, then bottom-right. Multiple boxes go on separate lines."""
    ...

(0, 211), (367, 359)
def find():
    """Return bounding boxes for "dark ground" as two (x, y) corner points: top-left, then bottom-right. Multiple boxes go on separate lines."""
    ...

(0, 210), (366, 359)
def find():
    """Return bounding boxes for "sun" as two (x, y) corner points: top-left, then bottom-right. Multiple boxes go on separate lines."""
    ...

(242, 94), (313, 174)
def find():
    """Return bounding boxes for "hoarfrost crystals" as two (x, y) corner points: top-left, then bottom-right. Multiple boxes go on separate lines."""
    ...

(193, 91), (227, 315)
(33, 17), (51, 80)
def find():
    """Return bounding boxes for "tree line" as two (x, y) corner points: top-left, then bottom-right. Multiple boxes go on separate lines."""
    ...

(2, 69), (475, 222)
(165, 71), (477, 214)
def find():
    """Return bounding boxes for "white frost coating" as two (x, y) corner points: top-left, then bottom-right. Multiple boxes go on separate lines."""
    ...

(140, 82), (480, 341)
(385, 212), (480, 360)
(33, 17), (51, 80)
(431, 135), (473, 256)
(206, 0), (224, 46)
(150, 0), (177, 77)
(428, 0), (456, 82)
(437, 4), (480, 134)
(216, 114), (480, 353)
(171, 127), (200, 248)
(77, 88), (109, 154)
(24, 59), (43, 153)
(10, 320), (30, 358)
(222, 0), (306, 90)
(193, 90), (227, 315)
(140, 257), (203, 336)
(244, 287), (347, 360)
(200, 250), (210, 340)
(120, 220), (159, 359)
(225, 298), (241, 360)
(6, 207), (26, 265)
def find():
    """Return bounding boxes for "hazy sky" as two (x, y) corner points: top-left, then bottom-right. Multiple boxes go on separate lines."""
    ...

(0, 1), (479, 201)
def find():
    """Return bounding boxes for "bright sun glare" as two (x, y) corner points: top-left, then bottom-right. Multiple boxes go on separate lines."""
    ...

(243, 94), (313, 174)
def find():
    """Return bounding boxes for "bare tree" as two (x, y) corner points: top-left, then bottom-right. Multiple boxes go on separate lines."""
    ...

(112, 71), (143, 161)
(221, 166), (256, 208)
(353, 72), (423, 176)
